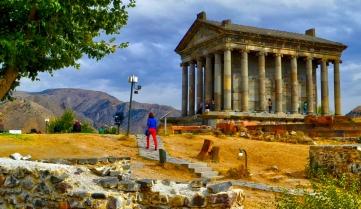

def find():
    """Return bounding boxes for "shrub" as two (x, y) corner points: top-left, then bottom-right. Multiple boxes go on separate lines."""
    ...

(81, 121), (96, 133)
(99, 126), (117, 134)
(48, 109), (95, 133)
(276, 174), (361, 209)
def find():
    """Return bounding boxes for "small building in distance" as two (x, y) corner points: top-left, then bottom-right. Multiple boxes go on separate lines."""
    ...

(175, 11), (347, 120)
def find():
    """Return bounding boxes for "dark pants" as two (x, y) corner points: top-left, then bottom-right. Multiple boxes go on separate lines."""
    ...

(268, 106), (272, 113)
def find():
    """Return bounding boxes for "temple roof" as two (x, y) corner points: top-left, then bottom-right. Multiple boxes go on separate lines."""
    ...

(175, 12), (347, 53)
(205, 20), (345, 46)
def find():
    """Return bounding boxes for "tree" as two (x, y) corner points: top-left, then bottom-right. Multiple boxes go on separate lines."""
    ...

(0, 0), (136, 100)
(48, 109), (75, 133)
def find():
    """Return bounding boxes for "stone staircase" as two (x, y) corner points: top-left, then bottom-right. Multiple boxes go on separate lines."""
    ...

(135, 135), (220, 180)
(185, 162), (220, 179)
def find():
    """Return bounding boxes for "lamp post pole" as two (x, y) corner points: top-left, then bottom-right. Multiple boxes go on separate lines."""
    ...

(126, 75), (138, 136)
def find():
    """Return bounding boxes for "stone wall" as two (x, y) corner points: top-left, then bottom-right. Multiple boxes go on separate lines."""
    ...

(0, 158), (245, 209)
(309, 144), (361, 177)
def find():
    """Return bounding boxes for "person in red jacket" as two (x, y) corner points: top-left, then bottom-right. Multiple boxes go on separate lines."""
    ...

(146, 112), (158, 150)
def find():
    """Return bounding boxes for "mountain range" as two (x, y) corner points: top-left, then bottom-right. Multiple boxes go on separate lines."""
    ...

(0, 88), (180, 133)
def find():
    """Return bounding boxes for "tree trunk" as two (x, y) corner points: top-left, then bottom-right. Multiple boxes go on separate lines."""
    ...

(210, 146), (220, 162)
(0, 66), (19, 100)
(197, 139), (213, 160)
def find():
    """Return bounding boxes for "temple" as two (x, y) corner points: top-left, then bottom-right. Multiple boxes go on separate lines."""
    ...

(175, 11), (347, 119)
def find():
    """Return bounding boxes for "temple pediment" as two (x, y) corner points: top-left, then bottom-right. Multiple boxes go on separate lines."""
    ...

(175, 20), (222, 53)
(185, 26), (220, 49)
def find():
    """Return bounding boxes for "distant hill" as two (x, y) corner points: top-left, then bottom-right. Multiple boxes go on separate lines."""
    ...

(0, 88), (180, 133)
(346, 106), (361, 118)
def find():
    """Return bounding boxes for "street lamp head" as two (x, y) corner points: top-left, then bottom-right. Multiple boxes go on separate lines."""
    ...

(128, 75), (138, 83)
(44, 118), (50, 123)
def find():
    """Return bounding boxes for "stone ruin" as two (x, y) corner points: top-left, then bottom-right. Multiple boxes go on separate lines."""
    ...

(309, 144), (361, 177)
(0, 156), (245, 208)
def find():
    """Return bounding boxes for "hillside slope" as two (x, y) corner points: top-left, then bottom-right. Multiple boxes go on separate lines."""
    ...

(0, 98), (54, 132)
(0, 88), (180, 133)
(346, 106), (361, 118)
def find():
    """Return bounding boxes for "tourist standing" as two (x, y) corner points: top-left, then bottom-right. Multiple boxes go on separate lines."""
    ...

(146, 112), (158, 151)
(303, 101), (308, 115)
(268, 98), (272, 113)
(210, 99), (215, 111)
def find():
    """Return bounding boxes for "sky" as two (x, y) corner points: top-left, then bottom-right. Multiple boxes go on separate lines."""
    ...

(18, 0), (361, 114)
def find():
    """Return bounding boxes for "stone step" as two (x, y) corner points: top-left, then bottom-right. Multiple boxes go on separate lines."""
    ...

(191, 166), (213, 173)
(187, 162), (208, 169)
(198, 171), (219, 178)
(167, 158), (188, 165)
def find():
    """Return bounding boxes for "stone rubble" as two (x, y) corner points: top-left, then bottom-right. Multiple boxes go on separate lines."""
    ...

(0, 157), (245, 208)
(309, 144), (361, 178)
(9, 153), (32, 161)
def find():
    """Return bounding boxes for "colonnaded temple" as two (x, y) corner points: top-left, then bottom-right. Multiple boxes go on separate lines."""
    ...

(175, 12), (347, 119)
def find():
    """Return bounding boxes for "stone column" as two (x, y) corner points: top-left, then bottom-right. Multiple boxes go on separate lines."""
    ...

(275, 54), (283, 114)
(181, 63), (188, 116)
(223, 48), (232, 111)
(241, 50), (249, 112)
(306, 57), (314, 114)
(189, 62), (196, 115)
(196, 59), (204, 111)
(290, 56), (298, 114)
(321, 59), (329, 115)
(334, 59), (341, 115)
(214, 53), (222, 111)
(232, 73), (241, 111)
(205, 55), (213, 104)
(313, 64), (318, 114)
(258, 52), (266, 112)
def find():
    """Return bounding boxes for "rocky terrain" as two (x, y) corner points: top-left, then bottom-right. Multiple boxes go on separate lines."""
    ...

(0, 156), (245, 209)
(0, 88), (180, 133)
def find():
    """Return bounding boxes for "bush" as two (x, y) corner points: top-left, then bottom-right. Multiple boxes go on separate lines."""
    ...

(48, 109), (95, 133)
(276, 174), (361, 209)
(99, 126), (118, 134)
(81, 121), (96, 133)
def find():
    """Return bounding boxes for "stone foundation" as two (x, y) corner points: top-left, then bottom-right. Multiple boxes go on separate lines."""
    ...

(309, 144), (361, 177)
(0, 158), (245, 208)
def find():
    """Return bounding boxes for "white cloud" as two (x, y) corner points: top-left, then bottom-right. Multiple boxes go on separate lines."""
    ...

(126, 42), (148, 56)
(342, 62), (361, 72)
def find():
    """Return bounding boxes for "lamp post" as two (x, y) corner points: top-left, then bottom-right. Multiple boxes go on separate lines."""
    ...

(238, 149), (248, 171)
(127, 75), (139, 136)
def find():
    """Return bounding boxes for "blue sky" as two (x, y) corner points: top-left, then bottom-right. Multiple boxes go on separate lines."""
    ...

(18, 0), (361, 114)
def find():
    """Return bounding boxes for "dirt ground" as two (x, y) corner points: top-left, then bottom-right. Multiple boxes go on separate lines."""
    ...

(0, 133), (196, 181)
(163, 134), (311, 189)
(242, 188), (277, 209)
